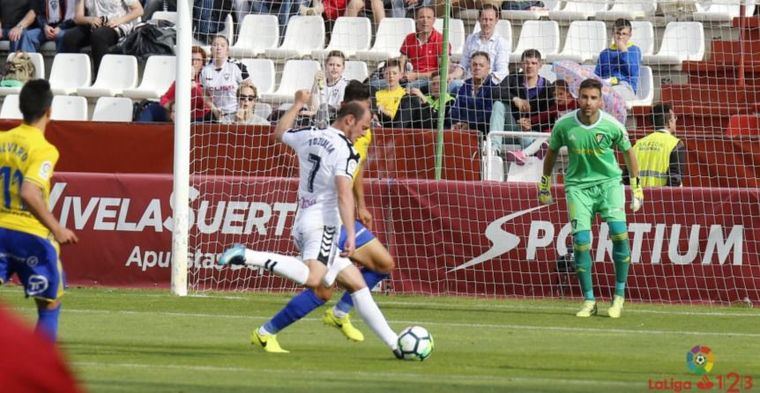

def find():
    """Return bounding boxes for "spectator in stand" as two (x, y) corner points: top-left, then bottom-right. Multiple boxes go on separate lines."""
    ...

(345, 0), (384, 27)
(626, 103), (686, 187)
(234, 84), (270, 125)
(406, 71), (454, 129)
(143, 0), (176, 21)
(595, 18), (641, 101)
(502, 0), (545, 11)
(490, 48), (554, 157)
(201, 35), (251, 122)
(193, 0), (232, 44)
(307, 50), (349, 124)
(449, 4), (510, 93)
(32, 0), (77, 52)
(0, 0), (42, 52)
(139, 45), (210, 122)
(64, 0), (143, 73)
(373, 58), (416, 127)
(450, 51), (508, 138)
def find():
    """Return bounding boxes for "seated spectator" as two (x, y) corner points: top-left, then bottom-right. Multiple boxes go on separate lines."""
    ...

(143, 0), (176, 21)
(139, 45), (209, 122)
(507, 79), (577, 164)
(307, 50), (349, 126)
(490, 48), (553, 153)
(33, 0), (77, 52)
(64, 0), (144, 73)
(346, 0), (384, 27)
(502, 0), (545, 10)
(595, 18), (641, 101)
(201, 35), (251, 122)
(626, 102), (686, 187)
(193, 0), (232, 43)
(373, 58), (416, 127)
(233, 84), (270, 125)
(450, 51), (508, 137)
(449, 4), (510, 92)
(0, 0), (42, 53)
(406, 72), (454, 129)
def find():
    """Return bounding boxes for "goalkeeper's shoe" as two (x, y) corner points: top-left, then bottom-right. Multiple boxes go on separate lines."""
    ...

(219, 244), (246, 266)
(251, 330), (289, 353)
(607, 296), (625, 319)
(576, 300), (598, 317)
(323, 308), (364, 342)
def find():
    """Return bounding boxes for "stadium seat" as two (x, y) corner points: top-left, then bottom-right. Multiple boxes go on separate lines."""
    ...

(51, 96), (88, 121)
(254, 103), (273, 121)
(510, 21), (560, 63)
(694, 1), (755, 22)
(77, 55), (139, 98)
(538, 64), (557, 82)
(595, 0), (657, 20)
(240, 58), (276, 94)
(345, 60), (369, 82)
(265, 16), (325, 59)
(354, 18), (415, 62)
(548, 0), (608, 20)
(631, 21), (655, 56)
(482, 153), (504, 181)
(0, 52), (45, 96)
(312, 16), (372, 59)
(643, 22), (705, 65)
(229, 14), (279, 57)
(433, 18), (465, 61)
(260, 60), (321, 104)
(151, 11), (178, 24)
(49, 53), (92, 95)
(546, 21), (607, 63)
(625, 65), (654, 108)
(473, 20), (513, 51)
(92, 97), (134, 122)
(123, 55), (176, 100)
(194, 13), (233, 46)
(0, 95), (21, 119)
(502, 0), (561, 20)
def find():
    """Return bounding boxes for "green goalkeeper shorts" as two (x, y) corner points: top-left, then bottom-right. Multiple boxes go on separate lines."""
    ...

(566, 180), (626, 234)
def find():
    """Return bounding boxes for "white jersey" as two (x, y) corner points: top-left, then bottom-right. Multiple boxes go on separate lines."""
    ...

(85, 0), (141, 35)
(282, 126), (360, 229)
(321, 77), (349, 110)
(201, 59), (250, 115)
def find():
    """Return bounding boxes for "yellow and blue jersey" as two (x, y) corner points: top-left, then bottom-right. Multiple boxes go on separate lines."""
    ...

(338, 128), (375, 251)
(353, 128), (372, 170)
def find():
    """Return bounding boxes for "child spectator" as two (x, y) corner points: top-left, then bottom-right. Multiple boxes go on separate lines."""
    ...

(595, 18), (641, 101)
(201, 35), (251, 122)
(374, 58), (412, 127)
(308, 50), (349, 126)
(407, 72), (454, 129)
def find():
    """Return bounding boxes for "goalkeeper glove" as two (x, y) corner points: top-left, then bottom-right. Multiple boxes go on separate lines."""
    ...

(538, 175), (553, 205)
(630, 177), (644, 212)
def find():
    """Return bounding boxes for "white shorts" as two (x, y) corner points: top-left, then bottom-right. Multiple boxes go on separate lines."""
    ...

(292, 225), (352, 287)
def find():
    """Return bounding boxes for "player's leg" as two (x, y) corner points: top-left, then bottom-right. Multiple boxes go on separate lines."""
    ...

(566, 188), (597, 317)
(600, 182), (631, 318)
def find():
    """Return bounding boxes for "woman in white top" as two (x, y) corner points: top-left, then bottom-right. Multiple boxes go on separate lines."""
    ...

(309, 50), (349, 127)
(233, 84), (270, 125)
(201, 35), (251, 121)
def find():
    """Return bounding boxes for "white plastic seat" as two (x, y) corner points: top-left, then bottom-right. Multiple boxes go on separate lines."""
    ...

(549, 0), (608, 20)
(152, 11), (178, 24)
(0, 95), (21, 119)
(230, 14), (279, 57)
(510, 21), (560, 62)
(625, 65), (654, 108)
(0, 53), (46, 96)
(502, 0), (561, 20)
(92, 97), (134, 122)
(345, 60), (369, 82)
(596, 0), (657, 20)
(49, 53), (92, 95)
(354, 18), (415, 62)
(433, 18), (465, 61)
(631, 21), (655, 56)
(77, 55), (139, 97)
(265, 16), (325, 59)
(538, 64), (557, 82)
(240, 58), (276, 94)
(643, 22), (705, 65)
(193, 13), (234, 46)
(312, 17), (372, 58)
(694, 1), (755, 22)
(254, 103), (273, 121)
(260, 60), (321, 104)
(546, 21), (607, 63)
(51, 96), (88, 121)
(474, 20), (513, 51)
(123, 55), (176, 100)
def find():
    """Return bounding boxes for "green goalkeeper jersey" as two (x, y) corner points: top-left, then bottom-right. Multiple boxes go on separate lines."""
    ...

(548, 110), (632, 190)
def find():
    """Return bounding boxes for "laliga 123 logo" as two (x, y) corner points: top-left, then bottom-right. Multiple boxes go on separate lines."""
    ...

(687, 345), (715, 375)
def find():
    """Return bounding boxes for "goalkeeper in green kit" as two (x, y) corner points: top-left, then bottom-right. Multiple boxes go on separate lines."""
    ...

(538, 78), (643, 318)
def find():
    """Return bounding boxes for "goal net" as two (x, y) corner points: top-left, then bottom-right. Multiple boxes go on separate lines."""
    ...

(178, 0), (760, 304)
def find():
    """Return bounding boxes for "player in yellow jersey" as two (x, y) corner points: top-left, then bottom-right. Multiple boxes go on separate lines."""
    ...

(0, 80), (78, 341)
(250, 80), (396, 353)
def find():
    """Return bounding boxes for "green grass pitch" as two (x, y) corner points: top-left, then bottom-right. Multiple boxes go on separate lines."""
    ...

(2, 287), (758, 393)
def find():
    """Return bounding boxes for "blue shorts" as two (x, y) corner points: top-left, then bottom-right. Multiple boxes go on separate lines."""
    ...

(0, 227), (65, 301)
(338, 220), (376, 251)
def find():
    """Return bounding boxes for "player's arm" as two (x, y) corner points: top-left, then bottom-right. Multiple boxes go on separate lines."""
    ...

(336, 175), (356, 257)
(20, 182), (78, 244)
(274, 90), (311, 143)
(623, 147), (643, 212)
(352, 163), (373, 231)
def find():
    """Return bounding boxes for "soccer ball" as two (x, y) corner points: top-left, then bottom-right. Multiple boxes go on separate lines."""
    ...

(397, 326), (434, 361)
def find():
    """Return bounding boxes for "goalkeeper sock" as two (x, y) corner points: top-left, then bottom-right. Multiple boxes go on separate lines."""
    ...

(609, 221), (631, 298)
(36, 303), (61, 341)
(351, 287), (397, 350)
(334, 268), (389, 316)
(244, 250), (309, 285)
(264, 289), (325, 334)
(573, 231), (594, 301)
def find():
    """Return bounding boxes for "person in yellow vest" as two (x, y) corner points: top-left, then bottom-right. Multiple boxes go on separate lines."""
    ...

(631, 103), (686, 187)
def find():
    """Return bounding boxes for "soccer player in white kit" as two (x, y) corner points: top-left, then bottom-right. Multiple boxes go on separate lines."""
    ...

(220, 90), (402, 358)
